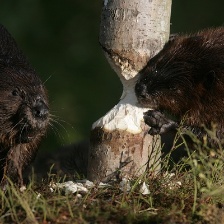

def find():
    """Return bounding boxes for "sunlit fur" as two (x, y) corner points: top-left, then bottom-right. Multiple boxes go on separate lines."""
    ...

(135, 27), (224, 130)
(0, 25), (49, 187)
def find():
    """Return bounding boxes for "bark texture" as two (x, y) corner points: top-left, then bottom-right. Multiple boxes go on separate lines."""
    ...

(87, 0), (172, 182)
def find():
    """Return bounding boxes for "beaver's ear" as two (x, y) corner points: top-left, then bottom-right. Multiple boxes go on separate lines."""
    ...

(203, 70), (216, 90)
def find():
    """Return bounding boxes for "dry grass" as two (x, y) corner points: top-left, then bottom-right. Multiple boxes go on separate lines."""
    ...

(1, 130), (224, 223)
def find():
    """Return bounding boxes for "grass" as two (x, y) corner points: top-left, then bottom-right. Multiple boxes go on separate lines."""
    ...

(1, 130), (224, 223)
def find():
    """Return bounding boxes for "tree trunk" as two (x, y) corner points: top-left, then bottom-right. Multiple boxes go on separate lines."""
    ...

(87, 0), (172, 182)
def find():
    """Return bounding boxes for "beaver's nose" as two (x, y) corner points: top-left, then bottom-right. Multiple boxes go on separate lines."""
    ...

(32, 99), (49, 119)
(135, 82), (147, 98)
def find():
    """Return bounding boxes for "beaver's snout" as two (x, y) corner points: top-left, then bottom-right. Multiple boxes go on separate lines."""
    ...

(15, 95), (49, 144)
(32, 98), (49, 120)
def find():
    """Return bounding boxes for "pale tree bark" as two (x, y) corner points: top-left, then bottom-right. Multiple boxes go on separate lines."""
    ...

(87, 0), (172, 182)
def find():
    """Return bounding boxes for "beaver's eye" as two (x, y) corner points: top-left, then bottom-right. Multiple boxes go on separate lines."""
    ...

(12, 90), (19, 96)
(168, 84), (177, 91)
(170, 87), (177, 91)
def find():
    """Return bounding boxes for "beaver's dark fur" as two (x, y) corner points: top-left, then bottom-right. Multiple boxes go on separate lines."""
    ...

(135, 27), (224, 145)
(0, 25), (49, 188)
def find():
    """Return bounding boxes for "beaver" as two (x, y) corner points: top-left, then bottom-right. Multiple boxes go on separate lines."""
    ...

(0, 25), (49, 188)
(135, 27), (224, 146)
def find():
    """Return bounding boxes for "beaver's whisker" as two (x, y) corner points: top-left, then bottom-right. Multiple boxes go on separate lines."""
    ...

(9, 119), (24, 134)
(19, 122), (28, 143)
(43, 75), (52, 85)
(48, 122), (67, 144)
(49, 118), (70, 137)
(49, 115), (74, 129)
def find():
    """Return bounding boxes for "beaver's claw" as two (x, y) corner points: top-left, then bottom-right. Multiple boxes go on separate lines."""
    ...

(143, 110), (178, 135)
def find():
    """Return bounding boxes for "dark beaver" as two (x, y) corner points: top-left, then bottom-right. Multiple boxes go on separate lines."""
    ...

(135, 27), (224, 145)
(0, 25), (49, 188)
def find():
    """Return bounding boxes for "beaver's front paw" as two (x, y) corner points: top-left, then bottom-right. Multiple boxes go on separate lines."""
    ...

(143, 110), (178, 135)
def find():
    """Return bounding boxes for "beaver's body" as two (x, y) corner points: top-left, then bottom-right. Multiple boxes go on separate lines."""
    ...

(135, 27), (224, 145)
(0, 25), (49, 188)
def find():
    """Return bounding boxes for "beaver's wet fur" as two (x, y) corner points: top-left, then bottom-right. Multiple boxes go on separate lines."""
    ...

(135, 27), (224, 146)
(0, 25), (49, 188)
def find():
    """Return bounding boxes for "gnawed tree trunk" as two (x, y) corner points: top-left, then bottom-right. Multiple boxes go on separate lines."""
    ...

(87, 0), (172, 182)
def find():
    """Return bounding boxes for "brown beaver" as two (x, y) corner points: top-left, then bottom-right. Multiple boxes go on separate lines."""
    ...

(0, 25), (49, 188)
(135, 27), (224, 146)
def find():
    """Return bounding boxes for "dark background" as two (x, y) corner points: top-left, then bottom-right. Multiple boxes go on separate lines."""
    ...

(0, 1), (223, 153)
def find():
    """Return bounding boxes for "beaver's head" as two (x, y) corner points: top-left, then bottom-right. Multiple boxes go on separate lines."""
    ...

(0, 25), (49, 147)
(0, 69), (49, 146)
(135, 31), (224, 117)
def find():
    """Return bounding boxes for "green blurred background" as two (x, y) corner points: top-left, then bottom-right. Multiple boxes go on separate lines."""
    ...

(0, 0), (223, 153)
